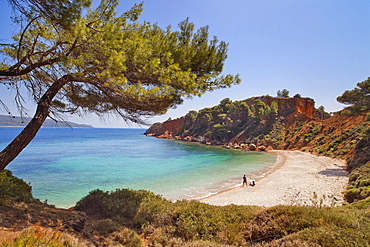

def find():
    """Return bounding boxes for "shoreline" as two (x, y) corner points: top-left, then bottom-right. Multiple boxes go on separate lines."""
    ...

(192, 150), (284, 200)
(200, 150), (349, 207)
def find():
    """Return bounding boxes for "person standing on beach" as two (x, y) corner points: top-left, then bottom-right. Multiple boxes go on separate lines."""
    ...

(242, 175), (247, 187)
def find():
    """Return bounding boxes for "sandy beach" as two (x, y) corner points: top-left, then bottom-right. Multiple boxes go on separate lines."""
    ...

(200, 150), (349, 207)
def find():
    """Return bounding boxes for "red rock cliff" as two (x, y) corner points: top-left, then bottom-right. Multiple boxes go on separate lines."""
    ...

(246, 96), (315, 118)
(145, 117), (184, 136)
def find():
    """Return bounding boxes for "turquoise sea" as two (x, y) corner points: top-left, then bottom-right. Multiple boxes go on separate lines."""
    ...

(1, 127), (277, 208)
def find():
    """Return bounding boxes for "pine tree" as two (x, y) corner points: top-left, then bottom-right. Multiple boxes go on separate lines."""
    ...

(0, 0), (240, 170)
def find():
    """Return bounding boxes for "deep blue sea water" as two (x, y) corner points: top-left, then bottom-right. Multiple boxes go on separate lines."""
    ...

(1, 127), (277, 208)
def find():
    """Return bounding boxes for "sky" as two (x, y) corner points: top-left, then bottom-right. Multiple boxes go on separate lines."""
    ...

(0, 0), (369, 128)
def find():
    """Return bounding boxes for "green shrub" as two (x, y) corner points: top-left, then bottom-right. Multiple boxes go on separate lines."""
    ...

(317, 147), (325, 154)
(0, 169), (33, 205)
(316, 135), (325, 143)
(94, 219), (122, 236)
(345, 187), (360, 203)
(75, 188), (171, 228)
(298, 225), (370, 247)
(344, 197), (370, 209)
(150, 201), (259, 246)
(244, 205), (362, 244)
(77, 189), (260, 245)
(304, 133), (313, 143)
(345, 161), (370, 202)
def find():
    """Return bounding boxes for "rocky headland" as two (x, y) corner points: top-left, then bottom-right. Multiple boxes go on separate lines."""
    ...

(145, 95), (331, 151)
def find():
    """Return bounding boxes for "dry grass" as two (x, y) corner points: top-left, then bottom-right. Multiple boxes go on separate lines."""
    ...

(0, 226), (93, 247)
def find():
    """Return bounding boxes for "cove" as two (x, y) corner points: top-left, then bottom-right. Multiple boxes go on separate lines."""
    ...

(1, 127), (276, 208)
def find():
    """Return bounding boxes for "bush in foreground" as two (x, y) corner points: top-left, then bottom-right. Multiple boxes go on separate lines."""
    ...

(75, 189), (370, 246)
(345, 161), (370, 202)
(0, 169), (33, 205)
(75, 188), (172, 229)
(245, 205), (370, 246)
(1, 170), (369, 246)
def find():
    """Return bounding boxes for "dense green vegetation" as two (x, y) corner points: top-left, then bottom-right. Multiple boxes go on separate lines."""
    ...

(345, 161), (370, 203)
(178, 96), (280, 143)
(0, 169), (33, 205)
(24, 187), (370, 247)
(75, 189), (370, 246)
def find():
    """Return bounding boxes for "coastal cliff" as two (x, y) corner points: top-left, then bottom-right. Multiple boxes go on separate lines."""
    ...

(146, 96), (321, 144)
(146, 96), (319, 136)
(146, 117), (185, 137)
(245, 95), (315, 118)
(145, 95), (367, 163)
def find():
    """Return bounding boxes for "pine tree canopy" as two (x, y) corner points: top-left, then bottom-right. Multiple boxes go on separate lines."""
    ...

(0, 0), (240, 123)
(0, 0), (240, 169)
(337, 77), (370, 111)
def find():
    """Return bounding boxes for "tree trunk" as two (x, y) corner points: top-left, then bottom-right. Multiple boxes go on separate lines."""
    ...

(0, 75), (72, 171)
